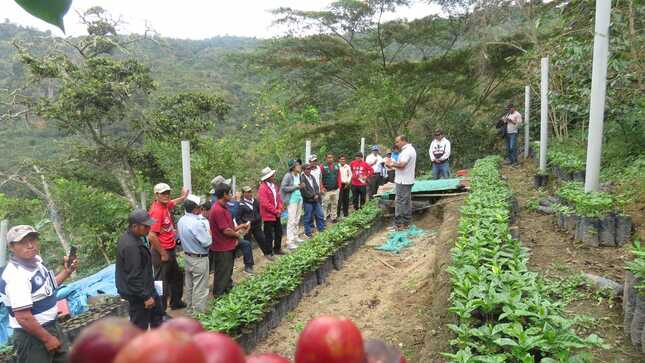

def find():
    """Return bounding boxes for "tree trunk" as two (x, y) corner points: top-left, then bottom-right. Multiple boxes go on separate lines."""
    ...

(33, 166), (70, 252)
(114, 170), (139, 209)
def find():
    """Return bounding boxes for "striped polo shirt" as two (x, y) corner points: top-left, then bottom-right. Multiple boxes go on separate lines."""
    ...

(0, 256), (59, 329)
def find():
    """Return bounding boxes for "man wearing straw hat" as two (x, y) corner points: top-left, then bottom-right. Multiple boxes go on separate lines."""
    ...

(258, 166), (284, 256)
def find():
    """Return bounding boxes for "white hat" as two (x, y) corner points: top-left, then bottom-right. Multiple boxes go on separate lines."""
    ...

(260, 167), (276, 181)
(308, 154), (318, 162)
(6, 225), (39, 243)
(153, 183), (171, 194)
(186, 194), (201, 205)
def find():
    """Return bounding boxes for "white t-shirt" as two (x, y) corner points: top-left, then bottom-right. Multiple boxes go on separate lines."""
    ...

(310, 166), (322, 187)
(0, 256), (59, 329)
(505, 111), (523, 134)
(395, 144), (417, 185)
(365, 153), (384, 174)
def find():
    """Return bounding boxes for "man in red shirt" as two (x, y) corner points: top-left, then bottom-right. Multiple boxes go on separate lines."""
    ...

(349, 152), (373, 210)
(148, 182), (188, 312)
(208, 184), (250, 297)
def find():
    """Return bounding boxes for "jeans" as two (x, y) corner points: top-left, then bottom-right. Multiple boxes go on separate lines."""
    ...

(431, 162), (450, 179)
(351, 185), (367, 210)
(506, 132), (518, 164)
(236, 239), (254, 267)
(184, 254), (210, 313)
(287, 200), (303, 244)
(303, 201), (325, 237)
(322, 189), (339, 220)
(394, 183), (413, 227)
(151, 247), (184, 312)
(263, 220), (283, 254)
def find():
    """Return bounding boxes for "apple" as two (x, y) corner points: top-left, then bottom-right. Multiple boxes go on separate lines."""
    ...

(246, 353), (292, 363)
(295, 316), (365, 363)
(69, 318), (142, 363)
(114, 328), (205, 363)
(161, 316), (205, 336)
(192, 332), (246, 363)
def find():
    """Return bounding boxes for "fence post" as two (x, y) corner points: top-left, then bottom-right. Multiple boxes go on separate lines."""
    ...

(140, 191), (147, 209)
(0, 220), (8, 267)
(524, 85), (530, 159)
(305, 140), (311, 163)
(181, 140), (192, 192)
(539, 57), (549, 173)
(360, 137), (365, 155)
(232, 175), (237, 196)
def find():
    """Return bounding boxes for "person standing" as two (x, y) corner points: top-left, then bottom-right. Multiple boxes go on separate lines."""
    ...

(239, 186), (274, 261)
(503, 103), (523, 165)
(365, 145), (384, 198)
(429, 129), (451, 179)
(1, 225), (78, 363)
(177, 196), (212, 314)
(337, 155), (352, 218)
(320, 153), (340, 223)
(385, 135), (417, 230)
(349, 152), (373, 210)
(148, 182), (188, 312)
(308, 154), (322, 187)
(281, 160), (305, 250)
(116, 210), (164, 330)
(301, 163), (326, 238)
(209, 184), (250, 297)
(258, 166), (284, 256)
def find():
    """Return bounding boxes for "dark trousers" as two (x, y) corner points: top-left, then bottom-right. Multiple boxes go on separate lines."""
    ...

(367, 175), (382, 198)
(236, 239), (254, 267)
(338, 185), (350, 217)
(246, 222), (272, 256)
(11, 321), (68, 363)
(351, 185), (367, 210)
(212, 250), (235, 297)
(263, 220), (283, 254)
(126, 294), (164, 330)
(152, 247), (184, 311)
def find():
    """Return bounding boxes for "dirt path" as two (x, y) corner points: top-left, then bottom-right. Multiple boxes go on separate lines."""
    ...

(503, 161), (643, 362)
(253, 199), (462, 362)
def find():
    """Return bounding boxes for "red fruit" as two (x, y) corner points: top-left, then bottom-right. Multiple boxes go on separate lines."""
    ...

(364, 339), (407, 363)
(246, 353), (292, 363)
(114, 329), (205, 363)
(161, 317), (205, 336)
(192, 332), (246, 363)
(69, 318), (142, 363)
(295, 316), (365, 363)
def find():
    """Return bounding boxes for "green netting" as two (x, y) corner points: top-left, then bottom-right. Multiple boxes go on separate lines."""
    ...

(379, 178), (462, 197)
(376, 225), (426, 253)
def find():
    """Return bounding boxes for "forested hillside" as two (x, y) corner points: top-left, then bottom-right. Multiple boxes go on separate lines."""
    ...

(0, 0), (642, 274)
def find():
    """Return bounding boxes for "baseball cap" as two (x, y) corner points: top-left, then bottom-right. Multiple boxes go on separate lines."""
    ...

(128, 209), (156, 226)
(186, 194), (201, 205)
(371, 145), (380, 152)
(153, 183), (171, 194)
(6, 225), (39, 243)
(308, 154), (318, 162)
(242, 186), (252, 193)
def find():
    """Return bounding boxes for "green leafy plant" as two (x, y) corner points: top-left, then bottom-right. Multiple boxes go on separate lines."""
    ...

(626, 241), (645, 293)
(556, 182), (615, 218)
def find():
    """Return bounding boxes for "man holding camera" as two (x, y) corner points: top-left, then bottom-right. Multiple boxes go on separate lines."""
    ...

(502, 103), (523, 165)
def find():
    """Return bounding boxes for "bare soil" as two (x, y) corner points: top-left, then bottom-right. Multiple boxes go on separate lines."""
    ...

(252, 199), (463, 362)
(503, 160), (644, 362)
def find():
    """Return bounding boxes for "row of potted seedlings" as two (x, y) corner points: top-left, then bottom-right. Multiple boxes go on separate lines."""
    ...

(553, 182), (632, 247)
(444, 156), (602, 362)
(197, 201), (382, 352)
(548, 150), (586, 183)
(625, 241), (645, 353)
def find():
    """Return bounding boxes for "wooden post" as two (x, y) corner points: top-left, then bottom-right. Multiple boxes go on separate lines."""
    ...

(524, 85), (530, 159)
(181, 140), (192, 192)
(539, 57), (549, 173)
(360, 137), (365, 155)
(0, 220), (8, 267)
(584, 0), (612, 192)
(305, 140), (311, 163)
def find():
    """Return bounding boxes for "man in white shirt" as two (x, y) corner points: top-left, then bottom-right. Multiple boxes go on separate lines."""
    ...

(385, 135), (417, 230)
(308, 154), (322, 187)
(0, 225), (78, 363)
(337, 155), (352, 218)
(365, 145), (384, 198)
(503, 103), (523, 165)
(429, 129), (451, 179)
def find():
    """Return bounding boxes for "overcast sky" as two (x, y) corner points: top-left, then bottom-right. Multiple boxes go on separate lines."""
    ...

(1, 0), (441, 39)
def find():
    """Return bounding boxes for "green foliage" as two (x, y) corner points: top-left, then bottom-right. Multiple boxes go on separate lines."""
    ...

(444, 155), (602, 362)
(556, 182), (615, 218)
(0, 193), (42, 223)
(198, 201), (380, 334)
(626, 241), (645, 294)
(14, 0), (71, 32)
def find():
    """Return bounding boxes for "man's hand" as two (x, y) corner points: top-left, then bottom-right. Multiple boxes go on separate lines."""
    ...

(44, 335), (62, 352)
(299, 182), (305, 189)
(144, 297), (155, 309)
(160, 249), (169, 262)
(181, 187), (189, 198)
(63, 255), (79, 274)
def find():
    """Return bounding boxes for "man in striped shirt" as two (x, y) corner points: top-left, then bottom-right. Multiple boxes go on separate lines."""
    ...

(0, 225), (78, 363)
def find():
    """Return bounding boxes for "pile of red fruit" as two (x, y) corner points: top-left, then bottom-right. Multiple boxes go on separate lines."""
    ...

(69, 315), (407, 363)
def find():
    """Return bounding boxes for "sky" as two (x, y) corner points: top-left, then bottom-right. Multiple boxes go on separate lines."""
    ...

(1, 0), (442, 39)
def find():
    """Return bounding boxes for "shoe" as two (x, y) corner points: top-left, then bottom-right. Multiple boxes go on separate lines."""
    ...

(170, 302), (187, 310)
(244, 266), (255, 274)
(287, 243), (298, 251)
(331, 219), (338, 224)
(265, 254), (275, 261)
(274, 250), (286, 255)
(387, 226), (398, 232)
(295, 238), (306, 244)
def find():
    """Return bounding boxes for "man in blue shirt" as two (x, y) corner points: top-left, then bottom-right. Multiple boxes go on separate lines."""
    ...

(177, 195), (212, 314)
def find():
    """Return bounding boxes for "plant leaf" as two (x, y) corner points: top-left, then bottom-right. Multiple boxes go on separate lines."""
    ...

(14, 0), (72, 32)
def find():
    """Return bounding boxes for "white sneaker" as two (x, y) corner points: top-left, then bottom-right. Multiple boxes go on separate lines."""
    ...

(287, 243), (298, 250)
(296, 238), (305, 244)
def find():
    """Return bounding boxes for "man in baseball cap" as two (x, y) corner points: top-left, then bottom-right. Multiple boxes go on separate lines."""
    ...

(148, 182), (189, 312)
(0, 225), (78, 362)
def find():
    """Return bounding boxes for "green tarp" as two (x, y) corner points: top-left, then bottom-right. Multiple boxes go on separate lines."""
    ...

(379, 178), (462, 197)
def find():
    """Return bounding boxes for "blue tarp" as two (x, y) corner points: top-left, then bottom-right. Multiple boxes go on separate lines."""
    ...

(0, 264), (118, 345)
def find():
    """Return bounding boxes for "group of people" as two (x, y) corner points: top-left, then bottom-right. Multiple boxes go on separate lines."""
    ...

(0, 135), (423, 362)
